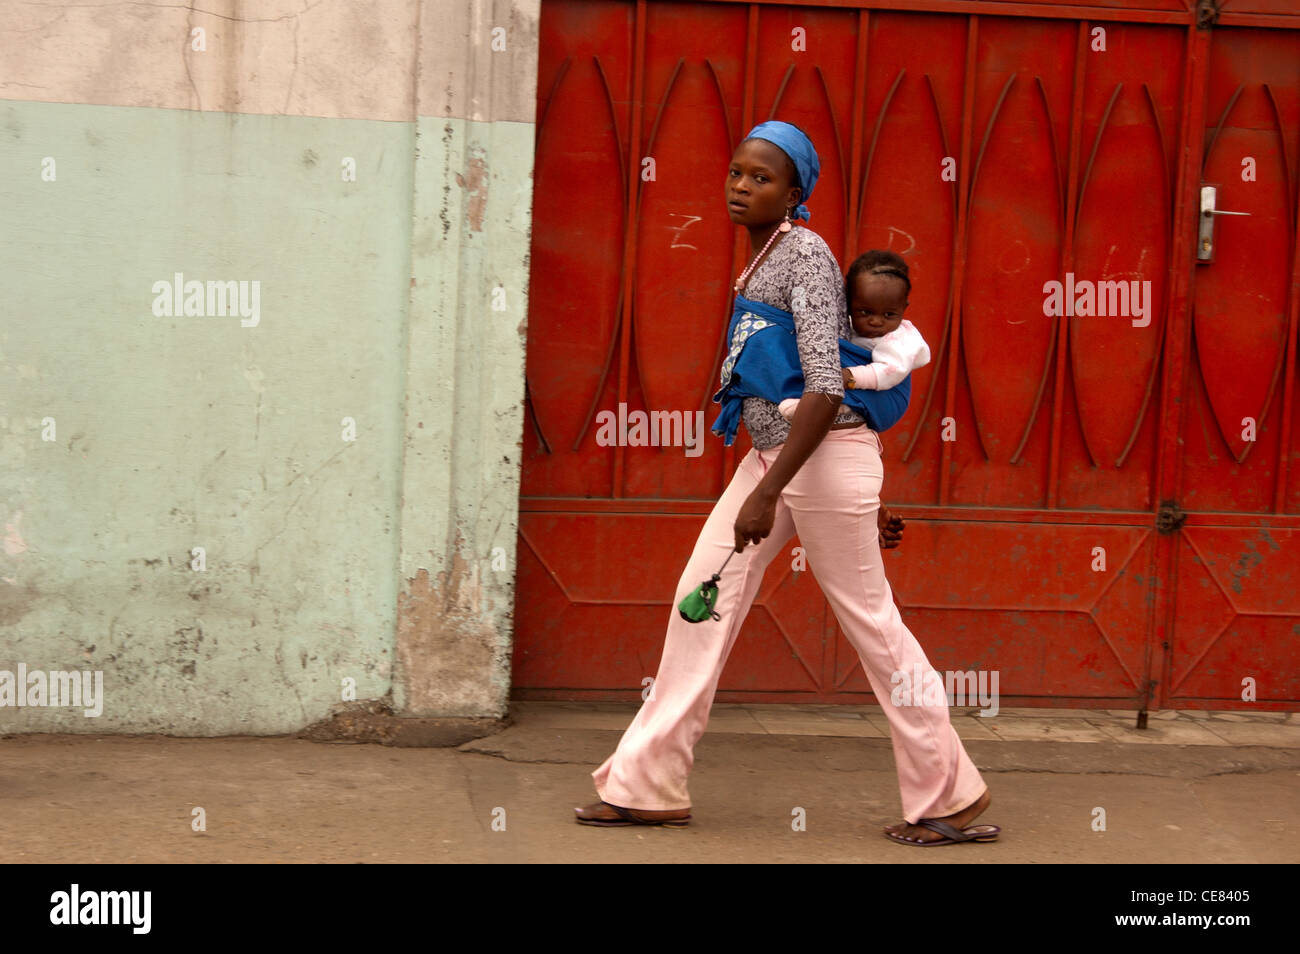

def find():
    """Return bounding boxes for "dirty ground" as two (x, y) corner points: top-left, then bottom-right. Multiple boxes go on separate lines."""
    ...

(1, 702), (1297, 864)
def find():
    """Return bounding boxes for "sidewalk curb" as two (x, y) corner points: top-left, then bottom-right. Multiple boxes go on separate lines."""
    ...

(460, 724), (1300, 776)
(297, 700), (511, 747)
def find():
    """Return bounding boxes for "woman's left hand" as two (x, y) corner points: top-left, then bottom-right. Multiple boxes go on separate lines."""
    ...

(878, 506), (905, 549)
(734, 487), (778, 551)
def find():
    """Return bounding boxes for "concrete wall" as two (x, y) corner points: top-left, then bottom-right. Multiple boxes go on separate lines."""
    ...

(0, 0), (537, 732)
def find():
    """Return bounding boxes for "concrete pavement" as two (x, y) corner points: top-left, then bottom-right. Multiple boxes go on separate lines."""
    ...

(2, 701), (1297, 863)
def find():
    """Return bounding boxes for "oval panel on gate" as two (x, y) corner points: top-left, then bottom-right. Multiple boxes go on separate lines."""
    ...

(526, 56), (625, 483)
(1071, 84), (1168, 469)
(1194, 86), (1291, 464)
(857, 71), (954, 467)
(633, 59), (735, 428)
(963, 76), (1062, 463)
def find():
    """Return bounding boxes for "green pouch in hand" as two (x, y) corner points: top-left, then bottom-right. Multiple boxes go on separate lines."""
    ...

(676, 548), (741, 624)
(678, 580), (721, 622)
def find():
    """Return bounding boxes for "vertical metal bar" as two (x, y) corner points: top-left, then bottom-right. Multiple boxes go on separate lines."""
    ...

(1149, 22), (1212, 710)
(720, 4), (761, 489)
(614, 0), (649, 498)
(820, 8), (871, 697)
(846, 9), (869, 264)
(1157, 23), (1208, 590)
(1046, 23), (1089, 509)
(939, 15), (978, 505)
(1272, 133), (1300, 512)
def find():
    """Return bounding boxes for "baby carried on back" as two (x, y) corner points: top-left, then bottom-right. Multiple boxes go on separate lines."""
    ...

(711, 249), (930, 444)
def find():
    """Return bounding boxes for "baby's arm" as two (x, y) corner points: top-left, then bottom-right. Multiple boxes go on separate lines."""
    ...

(846, 323), (931, 390)
(785, 325), (930, 418)
(781, 369), (855, 419)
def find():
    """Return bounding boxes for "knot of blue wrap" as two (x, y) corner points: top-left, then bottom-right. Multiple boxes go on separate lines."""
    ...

(710, 294), (912, 446)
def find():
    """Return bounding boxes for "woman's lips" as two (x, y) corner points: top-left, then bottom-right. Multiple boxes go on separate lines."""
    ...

(728, 200), (747, 210)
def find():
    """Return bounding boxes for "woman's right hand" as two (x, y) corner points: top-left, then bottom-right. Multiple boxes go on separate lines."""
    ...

(734, 486), (779, 551)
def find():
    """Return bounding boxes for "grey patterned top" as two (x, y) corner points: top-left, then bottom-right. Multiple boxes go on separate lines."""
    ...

(736, 224), (863, 449)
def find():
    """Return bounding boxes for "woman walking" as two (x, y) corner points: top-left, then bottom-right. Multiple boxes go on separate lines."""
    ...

(574, 121), (997, 847)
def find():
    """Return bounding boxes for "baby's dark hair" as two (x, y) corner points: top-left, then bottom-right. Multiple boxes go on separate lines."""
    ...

(846, 249), (911, 297)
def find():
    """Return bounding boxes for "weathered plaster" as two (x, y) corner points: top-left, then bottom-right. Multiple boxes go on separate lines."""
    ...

(0, 0), (539, 731)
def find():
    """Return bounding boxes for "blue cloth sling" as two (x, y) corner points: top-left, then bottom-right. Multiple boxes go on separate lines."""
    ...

(710, 293), (911, 446)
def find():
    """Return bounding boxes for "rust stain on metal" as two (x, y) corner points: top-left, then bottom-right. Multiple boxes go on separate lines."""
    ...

(1229, 541), (1265, 595)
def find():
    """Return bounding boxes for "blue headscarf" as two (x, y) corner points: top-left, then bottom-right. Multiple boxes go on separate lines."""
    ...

(743, 121), (820, 221)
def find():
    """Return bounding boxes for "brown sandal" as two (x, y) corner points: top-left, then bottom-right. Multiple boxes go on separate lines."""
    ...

(884, 818), (1001, 846)
(574, 800), (691, 828)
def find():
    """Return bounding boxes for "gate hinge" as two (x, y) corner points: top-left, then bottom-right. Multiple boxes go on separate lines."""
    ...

(1156, 501), (1186, 534)
(1196, 0), (1220, 29)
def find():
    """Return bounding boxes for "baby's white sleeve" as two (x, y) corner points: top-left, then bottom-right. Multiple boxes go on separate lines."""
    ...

(851, 321), (931, 390)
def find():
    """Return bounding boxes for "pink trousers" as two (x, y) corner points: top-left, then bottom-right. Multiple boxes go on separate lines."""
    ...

(592, 425), (987, 824)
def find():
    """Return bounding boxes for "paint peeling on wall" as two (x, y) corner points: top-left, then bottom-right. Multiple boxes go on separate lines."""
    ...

(396, 561), (502, 717)
(455, 152), (490, 232)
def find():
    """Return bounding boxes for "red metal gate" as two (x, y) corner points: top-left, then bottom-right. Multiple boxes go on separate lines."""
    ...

(512, 0), (1300, 712)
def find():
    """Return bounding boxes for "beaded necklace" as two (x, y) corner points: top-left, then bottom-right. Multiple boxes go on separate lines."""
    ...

(733, 211), (794, 294)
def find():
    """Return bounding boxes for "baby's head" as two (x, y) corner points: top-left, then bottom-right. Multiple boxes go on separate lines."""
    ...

(845, 250), (910, 338)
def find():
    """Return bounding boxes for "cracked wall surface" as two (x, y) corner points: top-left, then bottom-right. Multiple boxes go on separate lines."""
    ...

(0, 0), (538, 730)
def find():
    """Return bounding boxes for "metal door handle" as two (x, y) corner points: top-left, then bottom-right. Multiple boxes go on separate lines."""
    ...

(1198, 184), (1250, 262)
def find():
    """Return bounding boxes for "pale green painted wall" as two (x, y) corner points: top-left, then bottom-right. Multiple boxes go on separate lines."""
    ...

(393, 116), (534, 717)
(0, 0), (541, 734)
(0, 100), (416, 733)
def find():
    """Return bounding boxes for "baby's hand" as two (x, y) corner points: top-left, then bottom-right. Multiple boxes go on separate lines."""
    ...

(845, 365), (874, 389)
(778, 397), (800, 421)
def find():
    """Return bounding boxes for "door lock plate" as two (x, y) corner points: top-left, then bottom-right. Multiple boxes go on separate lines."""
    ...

(1198, 184), (1251, 263)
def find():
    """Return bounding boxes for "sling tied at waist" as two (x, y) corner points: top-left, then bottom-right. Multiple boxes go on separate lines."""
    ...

(709, 292), (912, 446)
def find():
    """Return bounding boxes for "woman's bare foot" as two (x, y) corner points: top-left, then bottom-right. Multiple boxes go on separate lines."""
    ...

(883, 789), (991, 843)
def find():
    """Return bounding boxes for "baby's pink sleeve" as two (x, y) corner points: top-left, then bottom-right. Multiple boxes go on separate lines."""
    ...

(856, 322), (931, 390)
